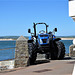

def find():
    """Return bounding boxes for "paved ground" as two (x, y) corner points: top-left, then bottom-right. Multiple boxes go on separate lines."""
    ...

(0, 57), (75, 75)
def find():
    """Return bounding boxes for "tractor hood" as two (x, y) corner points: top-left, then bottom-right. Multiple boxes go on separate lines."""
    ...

(38, 34), (49, 45)
(38, 33), (49, 38)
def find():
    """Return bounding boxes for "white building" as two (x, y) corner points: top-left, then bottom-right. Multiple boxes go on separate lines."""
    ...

(69, 0), (75, 21)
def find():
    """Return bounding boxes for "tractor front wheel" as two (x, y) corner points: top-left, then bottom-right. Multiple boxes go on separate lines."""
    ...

(28, 42), (37, 64)
(45, 53), (50, 59)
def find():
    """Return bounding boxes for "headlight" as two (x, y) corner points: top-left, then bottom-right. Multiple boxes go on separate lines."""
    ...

(53, 35), (56, 40)
(47, 39), (49, 43)
(40, 39), (43, 44)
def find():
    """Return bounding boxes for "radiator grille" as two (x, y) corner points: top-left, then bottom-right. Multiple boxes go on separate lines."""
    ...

(42, 39), (47, 43)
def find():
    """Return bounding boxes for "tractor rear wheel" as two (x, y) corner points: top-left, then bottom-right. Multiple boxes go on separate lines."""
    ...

(51, 41), (65, 60)
(55, 41), (65, 59)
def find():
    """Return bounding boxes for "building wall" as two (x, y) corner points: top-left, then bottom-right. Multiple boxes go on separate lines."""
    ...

(69, 0), (75, 21)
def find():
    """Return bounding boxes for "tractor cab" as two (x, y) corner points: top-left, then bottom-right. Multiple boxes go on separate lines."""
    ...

(28, 23), (57, 45)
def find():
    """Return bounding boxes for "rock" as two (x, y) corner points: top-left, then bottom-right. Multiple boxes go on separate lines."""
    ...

(15, 36), (29, 68)
(69, 44), (75, 57)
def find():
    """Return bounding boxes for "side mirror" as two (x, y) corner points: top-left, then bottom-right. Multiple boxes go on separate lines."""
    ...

(28, 29), (31, 33)
(54, 28), (57, 32)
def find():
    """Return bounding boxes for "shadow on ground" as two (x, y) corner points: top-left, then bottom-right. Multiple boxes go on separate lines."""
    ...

(32, 56), (75, 65)
(63, 56), (75, 60)
(33, 59), (50, 65)
(0, 70), (16, 73)
(63, 57), (72, 60)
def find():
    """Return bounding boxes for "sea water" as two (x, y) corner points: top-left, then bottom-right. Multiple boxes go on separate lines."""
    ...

(0, 41), (16, 61)
(0, 40), (73, 61)
(61, 40), (73, 53)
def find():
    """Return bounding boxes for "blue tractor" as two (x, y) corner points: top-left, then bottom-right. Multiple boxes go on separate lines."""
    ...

(28, 23), (65, 64)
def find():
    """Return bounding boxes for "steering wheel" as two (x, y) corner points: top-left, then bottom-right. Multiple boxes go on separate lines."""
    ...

(39, 30), (45, 34)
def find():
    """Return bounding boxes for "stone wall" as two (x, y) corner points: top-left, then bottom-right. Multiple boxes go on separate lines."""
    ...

(15, 36), (29, 68)
(69, 44), (75, 57)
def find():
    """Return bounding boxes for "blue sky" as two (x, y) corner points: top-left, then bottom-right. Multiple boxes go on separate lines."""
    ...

(0, 0), (75, 36)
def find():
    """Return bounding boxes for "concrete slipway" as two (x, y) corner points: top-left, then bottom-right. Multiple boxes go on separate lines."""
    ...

(0, 57), (75, 75)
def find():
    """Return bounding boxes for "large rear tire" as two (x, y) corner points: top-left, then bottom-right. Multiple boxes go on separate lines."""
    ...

(51, 41), (65, 60)
(56, 41), (65, 59)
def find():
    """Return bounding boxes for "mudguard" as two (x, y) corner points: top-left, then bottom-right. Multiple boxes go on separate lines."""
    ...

(53, 38), (61, 42)
(29, 36), (32, 40)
